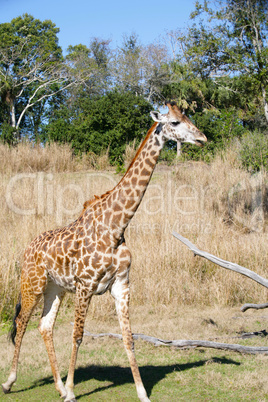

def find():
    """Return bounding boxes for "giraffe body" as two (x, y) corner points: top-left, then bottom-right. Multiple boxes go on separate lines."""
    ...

(2, 103), (206, 401)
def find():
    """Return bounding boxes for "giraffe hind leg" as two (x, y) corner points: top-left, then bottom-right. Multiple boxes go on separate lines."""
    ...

(1, 296), (21, 394)
(2, 290), (42, 394)
(38, 280), (66, 398)
(9, 295), (22, 345)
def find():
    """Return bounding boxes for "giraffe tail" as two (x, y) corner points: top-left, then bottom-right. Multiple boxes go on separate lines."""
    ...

(9, 294), (21, 345)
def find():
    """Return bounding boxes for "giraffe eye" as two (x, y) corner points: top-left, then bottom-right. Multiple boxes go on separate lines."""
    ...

(171, 121), (180, 126)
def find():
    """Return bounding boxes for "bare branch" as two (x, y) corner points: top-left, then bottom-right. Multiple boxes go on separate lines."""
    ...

(74, 326), (268, 355)
(241, 303), (268, 312)
(0, 40), (95, 133)
(15, 80), (75, 130)
(172, 231), (268, 289)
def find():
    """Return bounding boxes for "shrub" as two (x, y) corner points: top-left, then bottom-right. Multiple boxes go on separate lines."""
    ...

(239, 131), (268, 173)
(159, 145), (177, 165)
(43, 91), (153, 164)
(181, 108), (247, 162)
(0, 122), (17, 145)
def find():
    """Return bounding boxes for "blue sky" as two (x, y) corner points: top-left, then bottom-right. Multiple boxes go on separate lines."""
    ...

(0, 0), (197, 53)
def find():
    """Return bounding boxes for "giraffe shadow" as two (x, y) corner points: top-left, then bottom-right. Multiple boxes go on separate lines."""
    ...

(69, 357), (240, 399)
(11, 357), (240, 398)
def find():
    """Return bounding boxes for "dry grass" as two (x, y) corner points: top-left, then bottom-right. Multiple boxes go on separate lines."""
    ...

(123, 140), (137, 169)
(0, 142), (268, 400)
(0, 142), (267, 321)
(124, 153), (268, 311)
(0, 142), (111, 174)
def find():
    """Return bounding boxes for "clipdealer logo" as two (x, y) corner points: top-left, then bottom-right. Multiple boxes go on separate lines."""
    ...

(5, 172), (117, 225)
(5, 170), (214, 235)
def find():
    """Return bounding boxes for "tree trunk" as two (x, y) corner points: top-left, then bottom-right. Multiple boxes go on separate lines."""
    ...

(177, 140), (181, 157)
(10, 101), (16, 129)
(9, 98), (19, 141)
(262, 87), (268, 124)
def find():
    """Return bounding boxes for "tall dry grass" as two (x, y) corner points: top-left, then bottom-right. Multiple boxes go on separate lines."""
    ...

(0, 142), (111, 175)
(127, 153), (268, 311)
(123, 140), (137, 169)
(0, 142), (267, 321)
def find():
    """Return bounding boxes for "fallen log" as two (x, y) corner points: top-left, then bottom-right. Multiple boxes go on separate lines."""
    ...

(70, 233), (268, 357)
(76, 326), (268, 355)
(241, 303), (268, 312)
(237, 329), (268, 338)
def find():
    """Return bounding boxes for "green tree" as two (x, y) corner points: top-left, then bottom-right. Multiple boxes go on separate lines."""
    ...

(114, 33), (142, 93)
(44, 91), (152, 163)
(161, 61), (211, 112)
(0, 14), (88, 142)
(0, 14), (62, 140)
(159, 54), (248, 158)
(66, 38), (111, 100)
(42, 105), (73, 144)
(181, 0), (268, 125)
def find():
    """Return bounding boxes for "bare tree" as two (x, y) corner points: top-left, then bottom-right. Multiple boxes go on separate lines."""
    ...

(112, 33), (170, 102)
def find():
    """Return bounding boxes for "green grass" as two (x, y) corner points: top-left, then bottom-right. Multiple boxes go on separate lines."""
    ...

(1, 306), (268, 401)
(1, 339), (268, 401)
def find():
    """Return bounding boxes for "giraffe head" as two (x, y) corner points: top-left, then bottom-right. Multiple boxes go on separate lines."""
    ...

(150, 102), (207, 146)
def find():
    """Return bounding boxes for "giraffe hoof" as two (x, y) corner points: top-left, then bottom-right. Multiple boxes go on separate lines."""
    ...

(2, 384), (10, 394)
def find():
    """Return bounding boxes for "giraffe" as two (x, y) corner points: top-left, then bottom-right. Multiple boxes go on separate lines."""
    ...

(2, 102), (207, 402)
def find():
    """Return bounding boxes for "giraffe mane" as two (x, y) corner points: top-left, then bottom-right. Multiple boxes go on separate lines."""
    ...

(118, 122), (158, 183)
(82, 190), (112, 212)
(82, 121), (158, 213)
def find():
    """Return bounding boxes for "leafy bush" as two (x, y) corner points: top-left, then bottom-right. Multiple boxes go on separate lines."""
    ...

(239, 131), (268, 173)
(181, 108), (247, 162)
(43, 91), (153, 164)
(0, 122), (17, 145)
(158, 142), (177, 164)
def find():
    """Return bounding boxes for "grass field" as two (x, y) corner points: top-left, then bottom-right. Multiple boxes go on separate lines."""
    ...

(1, 144), (267, 318)
(1, 306), (268, 401)
(0, 142), (267, 400)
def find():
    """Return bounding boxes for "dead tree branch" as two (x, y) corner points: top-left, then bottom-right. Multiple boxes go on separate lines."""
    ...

(75, 326), (268, 355)
(172, 231), (268, 312)
(241, 303), (268, 312)
(69, 233), (268, 357)
(172, 231), (268, 289)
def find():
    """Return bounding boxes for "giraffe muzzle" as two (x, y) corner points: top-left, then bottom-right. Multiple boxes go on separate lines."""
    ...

(194, 133), (207, 147)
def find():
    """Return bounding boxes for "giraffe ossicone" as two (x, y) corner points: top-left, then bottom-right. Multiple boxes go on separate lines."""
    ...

(2, 102), (206, 402)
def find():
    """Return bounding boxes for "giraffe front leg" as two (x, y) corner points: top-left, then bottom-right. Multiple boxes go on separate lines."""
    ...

(111, 275), (150, 402)
(64, 283), (92, 402)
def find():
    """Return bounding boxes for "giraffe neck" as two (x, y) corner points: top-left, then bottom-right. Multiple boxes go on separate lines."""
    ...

(105, 122), (164, 239)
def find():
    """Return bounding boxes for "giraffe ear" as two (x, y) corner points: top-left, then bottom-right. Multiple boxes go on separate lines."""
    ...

(150, 111), (162, 122)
